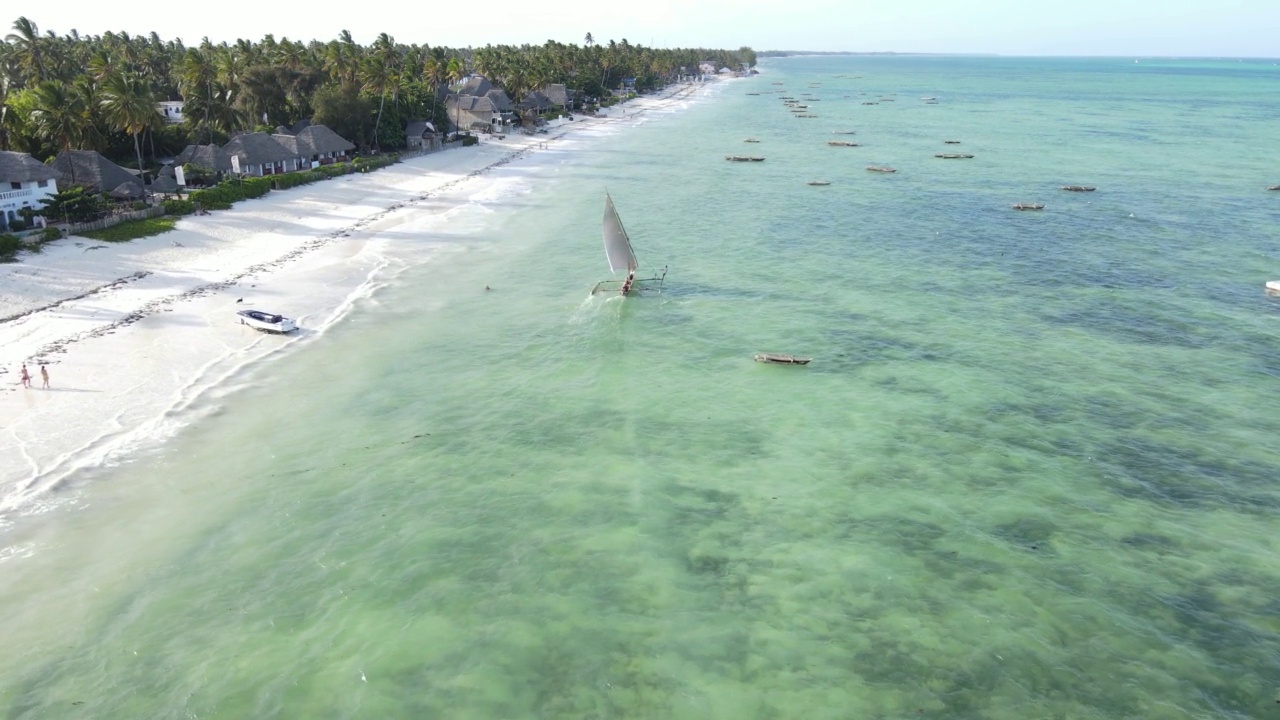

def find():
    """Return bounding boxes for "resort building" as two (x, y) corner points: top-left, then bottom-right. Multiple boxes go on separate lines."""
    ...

(51, 150), (144, 195)
(223, 132), (302, 176)
(446, 75), (516, 133)
(405, 120), (443, 151)
(0, 151), (60, 231)
(158, 100), (185, 124)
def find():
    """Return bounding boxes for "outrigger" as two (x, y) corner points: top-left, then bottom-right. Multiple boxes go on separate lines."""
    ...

(590, 192), (668, 296)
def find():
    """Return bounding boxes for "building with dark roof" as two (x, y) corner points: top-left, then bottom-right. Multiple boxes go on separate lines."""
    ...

(223, 132), (302, 176)
(0, 151), (61, 231)
(51, 150), (142, 195)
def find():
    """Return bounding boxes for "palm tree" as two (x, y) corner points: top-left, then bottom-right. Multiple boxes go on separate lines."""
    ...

(30, 81), (86, 151)
(445, 56), (465, 134)
(6, 16), (46, 84)
(100, 72), (161, 183)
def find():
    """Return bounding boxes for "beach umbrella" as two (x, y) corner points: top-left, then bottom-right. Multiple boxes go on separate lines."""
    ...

(109, 182), (144, 199)
(148, 176), (179, 194)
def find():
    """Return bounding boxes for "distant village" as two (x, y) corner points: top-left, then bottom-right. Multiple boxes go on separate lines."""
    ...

(0, 16), (755, 243)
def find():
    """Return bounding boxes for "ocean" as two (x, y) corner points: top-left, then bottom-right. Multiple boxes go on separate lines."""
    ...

(2, 56), (1279, 718)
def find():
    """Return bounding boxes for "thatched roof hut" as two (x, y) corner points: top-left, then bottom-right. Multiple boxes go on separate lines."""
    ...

(296, 125), (355, 156)
(0, 151), (61, 183)
(175, 144), (234, 173)
(223, 132), (296, 168)
(51, 150), (142, 194)
(109, 182), (144, 199)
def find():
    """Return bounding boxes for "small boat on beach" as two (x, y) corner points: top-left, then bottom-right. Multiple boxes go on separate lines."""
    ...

(1061, 185), (1096, 192)
(866, 166), (897, 173)
(237, 309), (297, 334)
(755, 353), (811, 366)
(828, 141), (860, 147)
(936, 153), (975, 159)
(807, 180), (831, 186)
(1012, 203), (1045, 211)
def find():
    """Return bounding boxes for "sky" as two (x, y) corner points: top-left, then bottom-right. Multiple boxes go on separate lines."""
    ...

(10, 0), (1280, 57)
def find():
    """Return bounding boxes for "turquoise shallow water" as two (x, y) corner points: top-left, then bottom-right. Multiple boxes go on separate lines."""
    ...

(2, 56), (1280, 718)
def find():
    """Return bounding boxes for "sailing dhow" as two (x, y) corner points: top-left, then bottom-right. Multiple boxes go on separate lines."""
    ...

(591, 192), (666, 296)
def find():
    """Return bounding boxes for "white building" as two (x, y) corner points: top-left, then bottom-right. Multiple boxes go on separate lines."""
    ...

(0, 151), (60, 231)
(158, 100), (185, 124)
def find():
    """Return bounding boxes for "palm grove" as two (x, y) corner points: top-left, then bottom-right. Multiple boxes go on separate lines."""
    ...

(0, 16), (756, 176)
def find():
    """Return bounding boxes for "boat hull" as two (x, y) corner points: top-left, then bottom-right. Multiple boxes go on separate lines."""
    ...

(237, 310), (297, 333)
(755, 353), (811, 365)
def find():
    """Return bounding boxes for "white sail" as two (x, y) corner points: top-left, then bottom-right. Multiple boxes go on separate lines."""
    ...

(603, 193), (638, 274)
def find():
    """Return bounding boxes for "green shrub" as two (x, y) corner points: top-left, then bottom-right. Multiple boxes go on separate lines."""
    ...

(130, 201), (149, 211)
(353, 154), (399, 171)
(273, 171), (325, 190)
(81, 217), (177, 242)
(41, 226), (62, 242)
(461, 135), (479, 147)
(0, 233), (20, 261)
(7, 219), (26, 232)
(163, 199), (196, 216)
(316, 162), (353, 177)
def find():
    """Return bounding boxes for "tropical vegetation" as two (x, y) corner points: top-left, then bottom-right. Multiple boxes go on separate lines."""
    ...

(1, 16), (755, 176)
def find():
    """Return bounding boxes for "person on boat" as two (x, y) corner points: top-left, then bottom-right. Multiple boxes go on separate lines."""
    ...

(620, 270), (635, 295)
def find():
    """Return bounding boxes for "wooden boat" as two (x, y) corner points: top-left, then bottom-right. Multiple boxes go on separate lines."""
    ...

(943, 140), (962, 144)
(866, 166), (897, 173)
(935, 153), (975, 159)
(755, 353), (811, 365)
(828, 141), (860, 147)
(1061, 185), (1096, 192)
(1012, 203), (1045, 211)
(807, 180), (831, 186)
(591, 192), (667, 296)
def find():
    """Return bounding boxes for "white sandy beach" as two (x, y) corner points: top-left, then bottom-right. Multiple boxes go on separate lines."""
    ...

(0, 80), (721, 519)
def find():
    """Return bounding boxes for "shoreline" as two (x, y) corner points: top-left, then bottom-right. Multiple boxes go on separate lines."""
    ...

(0, 80), (719, 520)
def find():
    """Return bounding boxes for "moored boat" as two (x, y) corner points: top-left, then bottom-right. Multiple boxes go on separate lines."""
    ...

(828, 140), (860, 146)
(755, 353), (812, 365)
(943, 140), (961, 144)
(1267, 280), (1280, 295)
(1012, 203), (1045, 211)
(1268, 185), (1280, 191)
(1061, 185), (1096, 192)
(936, 153), (975, 159)
(866, 166), (897, 173)
(807, 180), (831, 186)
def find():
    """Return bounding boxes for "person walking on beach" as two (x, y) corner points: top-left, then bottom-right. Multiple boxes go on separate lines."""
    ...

(19, 364), (31, 388)
(40, 364), (49, 389)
